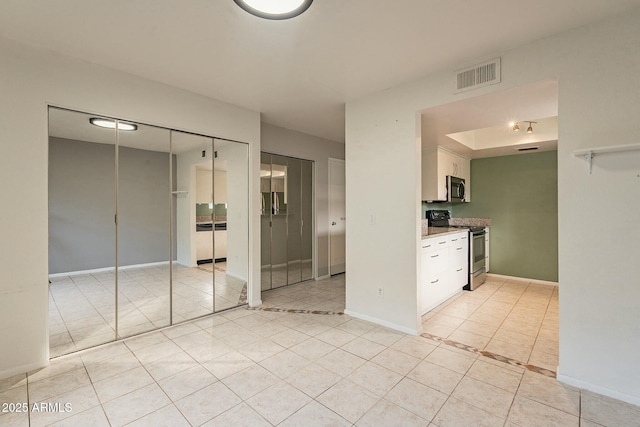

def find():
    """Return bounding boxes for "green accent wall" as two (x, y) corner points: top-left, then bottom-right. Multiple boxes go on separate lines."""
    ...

(453, 151), (558, 282)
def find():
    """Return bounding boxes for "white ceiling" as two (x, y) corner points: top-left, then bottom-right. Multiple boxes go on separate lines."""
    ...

(421, 79), (559, 158)
(2, 1), (639, 143)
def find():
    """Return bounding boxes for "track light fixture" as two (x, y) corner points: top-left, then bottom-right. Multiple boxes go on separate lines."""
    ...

(512, 123), (520, 131)
(526, 121), (536, 133)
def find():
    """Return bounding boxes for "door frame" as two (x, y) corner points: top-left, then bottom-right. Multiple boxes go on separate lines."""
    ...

(328, 157), (346, 275)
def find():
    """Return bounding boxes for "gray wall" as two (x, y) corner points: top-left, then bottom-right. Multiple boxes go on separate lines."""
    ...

(261, 123), (345, 278)
(49, 137), (176, 274)
(453, 151), (558, 282)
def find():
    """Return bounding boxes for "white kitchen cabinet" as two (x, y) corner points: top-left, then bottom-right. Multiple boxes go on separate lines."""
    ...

(451, 233), (469, 288)
(459, 156), (471, 202)
(485, 227), (490, 273)
(196, 169), (212, 204)
(214, 170), (227, 203)
(196, 169), (227, 204)
(421, 230), (468, 314)
(214, 229), (227, 260)
(196, 230), (213, 261)
(422, 147), (471, 202)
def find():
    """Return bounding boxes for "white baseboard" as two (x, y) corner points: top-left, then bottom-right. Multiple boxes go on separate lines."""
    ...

(343, 309), (419, 336)
(49, 261), (172, 278)
(556, 372), (640, 407)
(487, 273), (559, 287)
(315, 275), (330, 281)
(0, 359), (47, 380)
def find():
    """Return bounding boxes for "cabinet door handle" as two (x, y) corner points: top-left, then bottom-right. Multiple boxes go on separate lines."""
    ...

(430, 279), (439, 284)
(422, 244), (431, 248)
(456, 268), (463, 272)
(439, 241), (446, 245)
(451, 238), (458, 242)
(431, 254), (439, 258)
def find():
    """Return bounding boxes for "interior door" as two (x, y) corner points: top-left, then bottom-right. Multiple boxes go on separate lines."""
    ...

(270, 155), (289, 288)
(286, 157), (302, 285)
(116, 122), (172, 338)
(300, 160), (313, 281)
(329, 158), (345, 275)
(260, 154), (272, 290)
(171, 131), (215, 322)
(48, 108), (117, 356)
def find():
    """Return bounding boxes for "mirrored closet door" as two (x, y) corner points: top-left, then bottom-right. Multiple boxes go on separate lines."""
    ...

(260, 153), (314, 290)
(48, 108), (117, 356)
(48, 107), (249, 357)
(116, 123), (172, 338)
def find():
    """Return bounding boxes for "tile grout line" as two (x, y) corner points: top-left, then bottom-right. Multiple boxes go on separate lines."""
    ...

(420, 332), (556, 378)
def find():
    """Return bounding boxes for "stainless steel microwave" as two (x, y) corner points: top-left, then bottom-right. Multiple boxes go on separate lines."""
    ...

(447, 176), (466, 203)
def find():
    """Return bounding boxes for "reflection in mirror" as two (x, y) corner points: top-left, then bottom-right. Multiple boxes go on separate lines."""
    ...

(301, 160), (313, 281)
(260, 154), (272, 290)
(116, 123), (172, 338)
(212, 139), (249, 311)
(48, 107), (117, 356)
(270, 155), (289, 288)
(47, 108), (251, 356)
(287, 158), (302, 285)
(173, 132), (215, 321)
(260, 154), (314, 292)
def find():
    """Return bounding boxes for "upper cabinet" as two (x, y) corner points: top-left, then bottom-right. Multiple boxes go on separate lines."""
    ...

(196, 169), (227, 204)
(422, 147), (471, 202)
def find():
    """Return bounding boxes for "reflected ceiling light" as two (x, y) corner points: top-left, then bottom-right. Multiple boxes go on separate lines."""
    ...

(233, 0), (313, 20)
(89, 118), (138, 131)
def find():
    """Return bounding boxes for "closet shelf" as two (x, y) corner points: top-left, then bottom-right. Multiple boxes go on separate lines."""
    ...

(573, 143), (640, 174)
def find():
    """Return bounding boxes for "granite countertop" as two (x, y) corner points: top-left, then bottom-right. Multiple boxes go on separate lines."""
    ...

(196, 215), (227, 224)
(448, 217), (491, 227)
(420, 217), (490, 239)
(421, 227), (467, 240)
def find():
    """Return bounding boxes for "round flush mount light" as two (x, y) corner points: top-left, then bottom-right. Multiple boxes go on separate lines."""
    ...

(89, 117), (138, 131)
(233, 0), (313, 20)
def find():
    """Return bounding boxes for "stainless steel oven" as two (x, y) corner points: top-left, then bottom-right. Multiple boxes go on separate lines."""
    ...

(467, 227), (487, 290)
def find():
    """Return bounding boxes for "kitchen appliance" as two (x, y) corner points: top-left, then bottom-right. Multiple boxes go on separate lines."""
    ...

(447, 176), (466, 203)
(426, 210), (486, 290)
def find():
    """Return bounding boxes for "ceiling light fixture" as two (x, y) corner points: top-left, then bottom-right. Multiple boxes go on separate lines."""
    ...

(512, 123), (520, 132)
(526, 121), (537, 133)
(233, 0), (313, 20)
(89, 118), (138, 131)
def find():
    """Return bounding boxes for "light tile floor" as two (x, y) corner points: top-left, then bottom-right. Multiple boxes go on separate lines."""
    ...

(422, 276), (559, 372)
(2, 274), (638, 426)
(49, 262), (246, 358)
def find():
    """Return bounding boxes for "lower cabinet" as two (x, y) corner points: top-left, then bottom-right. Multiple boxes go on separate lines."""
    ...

(196, 231), (213, 262)
(421, 231), (469, 314)
(214, 229), (227, 260)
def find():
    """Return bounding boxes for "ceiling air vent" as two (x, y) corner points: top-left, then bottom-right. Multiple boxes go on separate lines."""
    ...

(517, 146), (539, 152)
(455, 58), (501, 93)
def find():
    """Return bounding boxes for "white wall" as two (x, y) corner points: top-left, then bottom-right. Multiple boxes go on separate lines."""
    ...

(345, 8), (640, 403)
(260, 123), (345, 278)
(0, 36), (261, 378)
